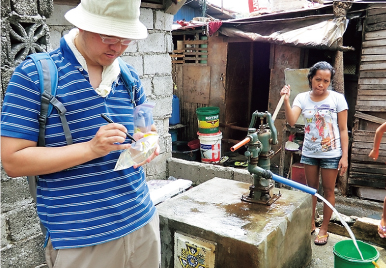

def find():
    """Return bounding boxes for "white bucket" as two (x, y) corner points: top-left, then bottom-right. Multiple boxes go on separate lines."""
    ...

(198, 131), (222, 163)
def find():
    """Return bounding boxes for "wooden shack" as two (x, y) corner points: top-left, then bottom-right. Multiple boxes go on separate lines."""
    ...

(171, 2), (386, 198)
(349, 4), (386, 199)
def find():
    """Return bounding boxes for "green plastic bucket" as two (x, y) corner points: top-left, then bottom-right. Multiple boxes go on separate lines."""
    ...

(196, 107), (220, 134)
(333, 240), (379, 268)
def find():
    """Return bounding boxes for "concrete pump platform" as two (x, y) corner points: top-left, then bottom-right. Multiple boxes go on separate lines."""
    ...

(158, 177), (313, 268)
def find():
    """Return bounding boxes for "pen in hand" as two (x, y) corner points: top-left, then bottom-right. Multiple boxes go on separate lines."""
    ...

(101, 113), (136, 142)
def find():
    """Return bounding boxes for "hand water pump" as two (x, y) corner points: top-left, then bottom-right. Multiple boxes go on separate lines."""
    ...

(231, 110), (280, 205)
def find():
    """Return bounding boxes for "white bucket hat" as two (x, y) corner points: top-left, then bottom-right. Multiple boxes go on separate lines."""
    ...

(65, 0), (148, 40)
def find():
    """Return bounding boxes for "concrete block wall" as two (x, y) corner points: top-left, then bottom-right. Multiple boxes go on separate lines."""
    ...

(167, 158), (254, 185)
(1, 3), (174, 267)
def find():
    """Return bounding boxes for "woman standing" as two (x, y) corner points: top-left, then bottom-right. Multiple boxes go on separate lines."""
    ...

(280, 61), (349, 245)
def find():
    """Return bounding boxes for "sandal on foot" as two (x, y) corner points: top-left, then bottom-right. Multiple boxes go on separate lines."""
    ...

(314, 233), (329, 245)
(378, 223), (386, 238)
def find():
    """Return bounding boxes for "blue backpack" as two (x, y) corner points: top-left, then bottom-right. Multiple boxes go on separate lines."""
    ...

(26, 52), (137, 207)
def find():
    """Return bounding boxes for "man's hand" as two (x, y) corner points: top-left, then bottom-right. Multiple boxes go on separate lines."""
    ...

(87, 123), (131, 158)
(132, 131), (160, 169)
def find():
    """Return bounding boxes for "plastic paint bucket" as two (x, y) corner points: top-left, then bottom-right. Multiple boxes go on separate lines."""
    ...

(333, 240), (379, 268)
(198, 131), (222, 163)
(196, 107), (220, 134)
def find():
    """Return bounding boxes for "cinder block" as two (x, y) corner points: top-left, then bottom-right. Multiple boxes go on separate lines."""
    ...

(167, 158), (201, 184)
(146, 152), (172, 179)
(11, 0), (38, 16)
(154, 10), (173, 31)
(165, 33), (173, 53)
(233, 168), (253, 184)
(138, 33), (166, 53)
(1, 177), (31, 212)
(140, 77), (153, 97)
(47, 4), (76, 26)
(1, 215), (10, 247)
(7, 204), (42, 242)
(140, 8), (154, 30)
(151, 95), (172, 118)
(120, 55), (144, 77)
(0, 234), (46, 268)
(125, 41), (138, 53)
(153, 75), (173, 96)
(195, 164), (233, 184)
(48, 27), (62, 51)
(144, 54), (172, 75)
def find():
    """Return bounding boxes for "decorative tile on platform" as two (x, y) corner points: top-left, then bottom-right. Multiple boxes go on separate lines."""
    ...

(174, 232), (216, 268)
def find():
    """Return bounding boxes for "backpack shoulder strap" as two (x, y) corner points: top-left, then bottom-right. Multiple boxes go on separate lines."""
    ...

(27, 52), (73, 146)
(118, 57), (136, 107)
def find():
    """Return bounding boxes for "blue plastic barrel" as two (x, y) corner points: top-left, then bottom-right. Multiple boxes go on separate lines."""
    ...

(170, 95), (180, 125)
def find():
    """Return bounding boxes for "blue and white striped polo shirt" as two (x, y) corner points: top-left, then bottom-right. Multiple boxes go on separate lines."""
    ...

(1, 37), (156, 249)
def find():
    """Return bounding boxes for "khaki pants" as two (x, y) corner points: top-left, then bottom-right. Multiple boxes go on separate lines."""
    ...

(45, 213), (160, 268)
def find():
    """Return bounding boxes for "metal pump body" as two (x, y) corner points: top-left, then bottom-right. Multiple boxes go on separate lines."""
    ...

(240, 111), (280, 205)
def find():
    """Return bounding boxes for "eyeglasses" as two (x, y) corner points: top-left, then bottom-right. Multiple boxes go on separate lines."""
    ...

(99, 34), (132, 45)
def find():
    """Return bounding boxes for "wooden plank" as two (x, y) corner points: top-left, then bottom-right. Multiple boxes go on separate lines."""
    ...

(354, 111), (386, 124)
(362, 39), (386, 48)
(184, 52), (208, 56)
(184, 56), (208, 62)
(183, 40), (208, 45)
(357, 95), (386, 101)
(351, 162), (386, 171)
(348, 175), (386, 188)
(367, 7), (386, 16)
(351, 153), (386, 162)
(367, 13), (386, 25)
(358, 84), (386, 90)
(358, 78), (386, 85)
(352, 142), (386, 150)
(184, 47), (208, 53)
(361, 54), (386, 62)
(359, 70), (386, 78)
(366, 22), (386, 32)
(355, 105), (386, 112)
(360, 62), (386, 70)
(350, 148), (386, 158)
(365, 29), (386, 40)
(356, 100), (386, 106)
(140, 3), (163, 9)
(170, 54), (185, 58)
(182, 65), (211, 104)
(357, 89), (386, 96)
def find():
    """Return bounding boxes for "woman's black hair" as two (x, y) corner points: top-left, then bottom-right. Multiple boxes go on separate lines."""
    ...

(307, 61), (335, 88)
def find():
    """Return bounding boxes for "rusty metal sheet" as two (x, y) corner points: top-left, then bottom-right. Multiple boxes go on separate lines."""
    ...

(182, 65), (211, 104)
(220, 16), (348, 50)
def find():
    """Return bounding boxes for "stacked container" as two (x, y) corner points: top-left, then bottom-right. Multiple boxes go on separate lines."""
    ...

(196, 107), (222, 163)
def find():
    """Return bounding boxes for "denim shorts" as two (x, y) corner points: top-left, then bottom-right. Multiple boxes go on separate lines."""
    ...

(300, 155), (341, 169)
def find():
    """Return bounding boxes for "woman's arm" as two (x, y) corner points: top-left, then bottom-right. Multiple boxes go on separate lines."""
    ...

(369, 121), (386, 160)
(280, 85), (302, 126)
(337, 110), (348, 176)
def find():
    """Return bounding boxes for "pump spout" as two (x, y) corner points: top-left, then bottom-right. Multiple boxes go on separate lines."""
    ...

(248, 165), (272, 180)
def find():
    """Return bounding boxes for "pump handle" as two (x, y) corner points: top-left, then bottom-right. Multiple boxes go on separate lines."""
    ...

(272, 95), (285, 122)
(230, 137), (251, 152)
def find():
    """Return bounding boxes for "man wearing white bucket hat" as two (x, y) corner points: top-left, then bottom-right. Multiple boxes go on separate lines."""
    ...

(1, 0), (161, 267)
